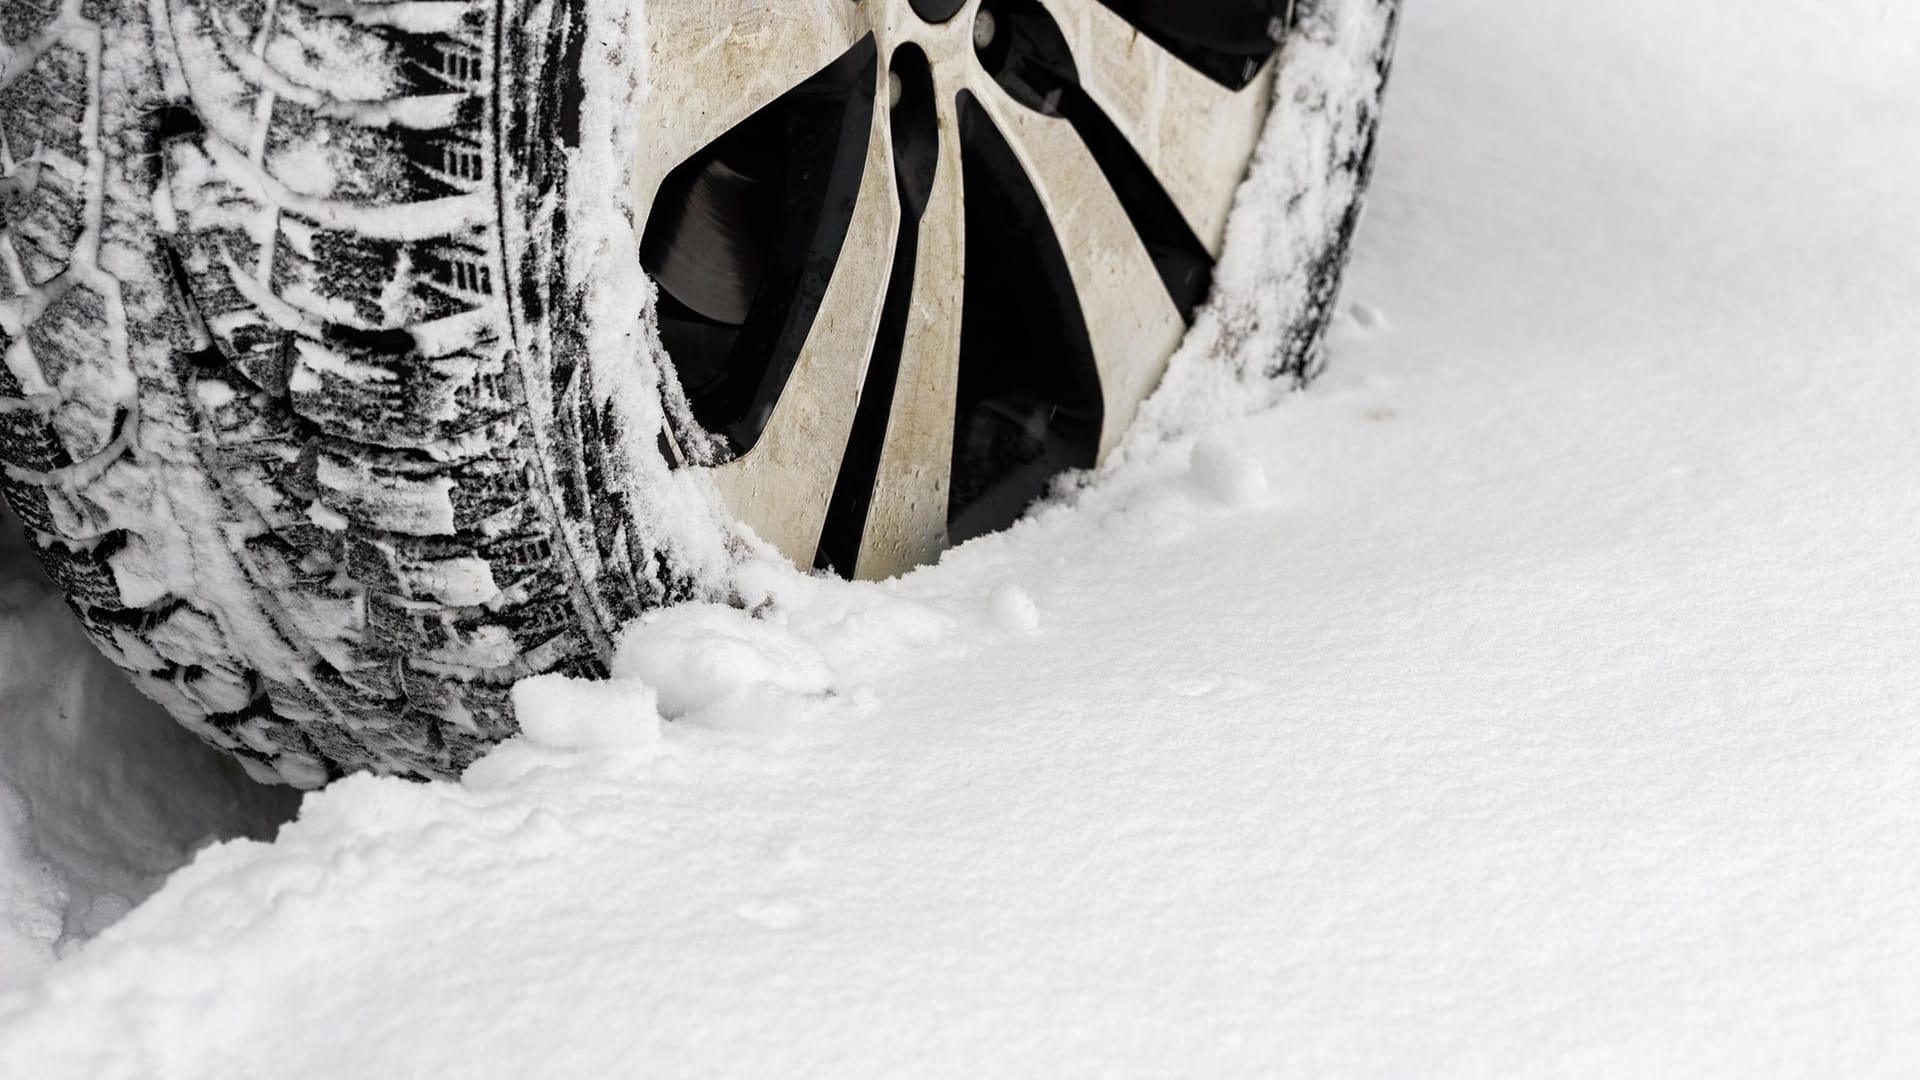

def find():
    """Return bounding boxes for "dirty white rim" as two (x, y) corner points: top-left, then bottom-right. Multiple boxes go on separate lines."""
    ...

(633, 0), (1281, 579)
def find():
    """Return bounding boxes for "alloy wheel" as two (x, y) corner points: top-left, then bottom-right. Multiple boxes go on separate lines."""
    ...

(635, 0), (1287, 578)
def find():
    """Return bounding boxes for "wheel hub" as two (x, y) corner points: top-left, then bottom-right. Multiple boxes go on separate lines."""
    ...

(633, 0), (1287, 579)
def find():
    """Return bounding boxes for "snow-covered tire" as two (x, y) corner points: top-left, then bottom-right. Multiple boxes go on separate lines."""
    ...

(1, 0), (721, 787)
(1256, 0), (1400, 384)
(0, 0), (1398, 786)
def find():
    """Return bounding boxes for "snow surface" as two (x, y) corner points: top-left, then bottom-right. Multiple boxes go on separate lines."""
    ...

(5, 0), (1920, 1074)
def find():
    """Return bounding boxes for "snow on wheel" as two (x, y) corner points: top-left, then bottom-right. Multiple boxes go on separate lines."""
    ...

(0, 0), (1398, 784)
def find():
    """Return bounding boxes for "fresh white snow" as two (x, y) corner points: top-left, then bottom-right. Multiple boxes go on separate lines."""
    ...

(4, 0), (1920, 1074)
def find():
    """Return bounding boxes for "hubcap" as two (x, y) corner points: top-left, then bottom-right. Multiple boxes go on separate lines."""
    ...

(635, 0), (1287, 579)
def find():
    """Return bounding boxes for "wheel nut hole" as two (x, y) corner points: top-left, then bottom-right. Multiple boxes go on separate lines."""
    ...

(908, 0), (968, 23)
(973, 8), (998, 48)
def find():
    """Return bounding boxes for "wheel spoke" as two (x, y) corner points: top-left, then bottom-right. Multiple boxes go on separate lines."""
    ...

(633, 0), (868, 213)
(704, 102), (901, 563)
(1032, 0), (1274, 251)
(850, 99), (967, 580)
(966, 79), (1185, 458)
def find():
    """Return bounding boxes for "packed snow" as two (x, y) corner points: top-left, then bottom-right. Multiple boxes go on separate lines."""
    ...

(4, 0), (1920, 1074)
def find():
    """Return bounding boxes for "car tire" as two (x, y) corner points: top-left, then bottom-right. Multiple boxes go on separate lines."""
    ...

(0, 0), (1398, 785)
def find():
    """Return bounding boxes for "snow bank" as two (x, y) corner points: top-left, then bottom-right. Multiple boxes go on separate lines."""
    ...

(5, 0), (1920, 1074)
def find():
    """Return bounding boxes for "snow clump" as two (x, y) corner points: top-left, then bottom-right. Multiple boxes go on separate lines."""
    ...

(613, 603), (836, 735)
(1189, 435), (1269, 507)
(989, 583), (1041, 634)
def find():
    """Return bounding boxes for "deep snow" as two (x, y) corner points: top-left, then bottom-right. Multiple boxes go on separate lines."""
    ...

(4, 0), (1920, 1075)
